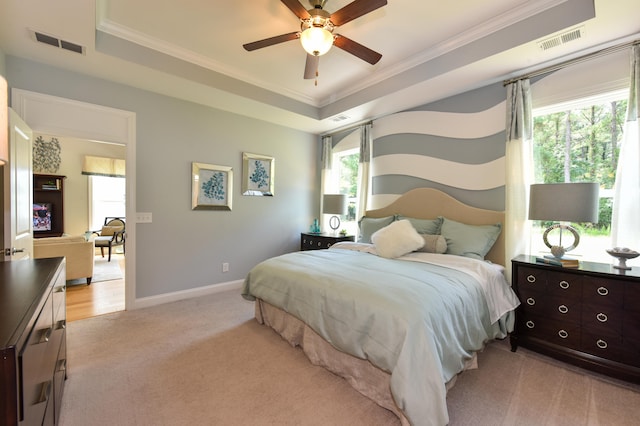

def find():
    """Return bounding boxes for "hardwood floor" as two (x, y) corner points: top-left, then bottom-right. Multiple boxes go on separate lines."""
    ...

(66, 253), (125, 322)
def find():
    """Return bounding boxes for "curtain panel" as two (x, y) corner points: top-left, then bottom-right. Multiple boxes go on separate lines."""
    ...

(505, 79), (534, 282)
(611, 44), (640, 250)
(356, 123), (372, 222)
(320, 135), (333, 229)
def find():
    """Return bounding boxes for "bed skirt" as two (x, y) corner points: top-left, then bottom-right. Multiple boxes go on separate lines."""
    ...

(255, 299), (479, 425)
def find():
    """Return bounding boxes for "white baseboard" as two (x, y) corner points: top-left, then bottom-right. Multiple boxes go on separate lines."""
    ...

(133, 279), (244, 309)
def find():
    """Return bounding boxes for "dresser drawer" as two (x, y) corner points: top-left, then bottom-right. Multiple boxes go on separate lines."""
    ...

(625, 282), (640, 313)
(517, 267), (547, 294)
(582, 330), (626, 364)
(517, 312), (581, 350)
(20, 294), (55, 426)
(583, 303), (623, 336)
(583, 276), (625, 307)
(546, 272), (582, 299)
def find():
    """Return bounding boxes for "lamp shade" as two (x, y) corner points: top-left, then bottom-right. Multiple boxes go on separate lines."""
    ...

(529, 183), (599, 223)
(300, 27), (333, 56)
(0, 75), (8, 165)
(323, 194), (348, 215)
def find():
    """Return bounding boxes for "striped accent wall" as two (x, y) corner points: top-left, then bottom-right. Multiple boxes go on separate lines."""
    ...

(370, 82), (507, 211)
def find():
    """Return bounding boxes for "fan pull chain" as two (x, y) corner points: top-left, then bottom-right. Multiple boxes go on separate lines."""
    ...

(315, 69), (319, 87)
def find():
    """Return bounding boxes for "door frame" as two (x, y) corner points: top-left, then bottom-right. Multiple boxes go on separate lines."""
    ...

(12, 89), (136, 310)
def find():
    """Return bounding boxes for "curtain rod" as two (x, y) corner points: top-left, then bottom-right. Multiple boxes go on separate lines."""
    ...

(321, 120), (372, 138)
(503, 39), (639, 86)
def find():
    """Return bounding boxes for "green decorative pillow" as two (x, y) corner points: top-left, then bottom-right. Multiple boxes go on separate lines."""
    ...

(440, 217), (501, 260)
(358, 215), (395, 243)
(397, 215), (442, 235)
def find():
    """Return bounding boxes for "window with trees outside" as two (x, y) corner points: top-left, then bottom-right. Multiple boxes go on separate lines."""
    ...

(89, 175), (126, 231)
(531, 89), (628, 263)
(329, 147), (360, 236)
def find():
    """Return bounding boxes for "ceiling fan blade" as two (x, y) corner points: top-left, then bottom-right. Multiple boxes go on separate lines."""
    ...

(243, 32), (300, 51)
(330, 0), (387, 27)
(333, 35), (382, 65)
(280, 0), (310, 20)
(304, 54), (320, 79)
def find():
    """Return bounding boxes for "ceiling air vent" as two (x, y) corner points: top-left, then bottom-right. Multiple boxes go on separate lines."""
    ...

(331, 114), (350, 122)
(537, 26), (584, 51)
(30, 29), (85, 55)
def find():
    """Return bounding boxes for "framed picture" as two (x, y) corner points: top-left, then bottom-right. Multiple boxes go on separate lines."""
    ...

(242, 152), (274, 196)
(191, 162), (233, 210)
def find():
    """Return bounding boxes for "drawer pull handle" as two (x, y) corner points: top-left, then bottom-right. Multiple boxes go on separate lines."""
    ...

(56, 286), (66, 293)
(559, 280), (570, 290)
(558, 305), (569, 314)
(597, 286), (609, 296)
(526, 297), (536, 306)
(38, 381), (52, 404)
(558, 330), (569, 339)
(526, 275), (536, 283)
(41, 327), (53, 343)
(526, 320), (535, 329)
(57, 359), (67, 372)
(597, 339), (608, 349)
(596, 313), (608, 323)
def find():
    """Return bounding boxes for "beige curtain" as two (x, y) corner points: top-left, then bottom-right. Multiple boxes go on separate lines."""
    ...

(611, 44), (640, 251)
(82, 155), (125, 177)
(356, 123), (372, 222)
(505, 79), (533, 282)
(320, 136), (333, 227)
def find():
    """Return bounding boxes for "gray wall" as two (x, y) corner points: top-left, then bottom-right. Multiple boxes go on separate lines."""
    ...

(5, 56), (318, 299)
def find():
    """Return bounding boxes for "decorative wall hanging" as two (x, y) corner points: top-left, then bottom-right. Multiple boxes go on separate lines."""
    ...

(242, 152), (274, 196)
(192, 162), (233, 210)
(33, 135), (61, 173)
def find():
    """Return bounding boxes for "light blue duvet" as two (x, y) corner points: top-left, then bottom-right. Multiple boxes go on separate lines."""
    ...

(242, 246), (520, 426)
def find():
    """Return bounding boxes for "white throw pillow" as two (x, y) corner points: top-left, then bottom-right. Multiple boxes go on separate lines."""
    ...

(371, 219), (425, 259)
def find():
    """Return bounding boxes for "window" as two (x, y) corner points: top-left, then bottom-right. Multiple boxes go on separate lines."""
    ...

(532, 89), (628, 262)
(89, 175), (126, 231)
(324, 128), (361, 236)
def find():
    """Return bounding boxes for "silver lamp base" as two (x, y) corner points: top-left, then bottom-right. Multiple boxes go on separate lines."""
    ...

(543, 223), (580, 259)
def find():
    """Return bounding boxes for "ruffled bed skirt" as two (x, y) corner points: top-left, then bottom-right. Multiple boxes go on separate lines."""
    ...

(255, 299), (478, 425)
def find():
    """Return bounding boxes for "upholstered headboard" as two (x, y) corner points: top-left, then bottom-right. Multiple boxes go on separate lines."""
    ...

(365, 188), (505, 266)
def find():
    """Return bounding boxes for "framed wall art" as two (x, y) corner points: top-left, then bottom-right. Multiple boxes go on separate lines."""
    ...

(242, 152), (274, 196)
(191, 162), (233, 210)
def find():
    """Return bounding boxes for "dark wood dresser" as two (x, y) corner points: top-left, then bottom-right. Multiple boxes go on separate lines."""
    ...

(511, 254), (640, 383)
(1, 258), (67, 426)
(300, 233), (355, 250)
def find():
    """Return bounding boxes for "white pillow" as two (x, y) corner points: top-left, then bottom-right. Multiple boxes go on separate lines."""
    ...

(371, 219), (425, 259)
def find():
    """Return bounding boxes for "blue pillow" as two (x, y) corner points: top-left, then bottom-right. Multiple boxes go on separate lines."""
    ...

(440, 217), (501, 260)
(396, 215), (442, 235)
(358, 215), (395, 243)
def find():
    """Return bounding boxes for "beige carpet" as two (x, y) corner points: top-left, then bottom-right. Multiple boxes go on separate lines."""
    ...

(59, 290), (640, 426)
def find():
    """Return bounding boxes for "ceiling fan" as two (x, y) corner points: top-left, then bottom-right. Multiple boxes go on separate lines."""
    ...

(243, 0), (387, 82)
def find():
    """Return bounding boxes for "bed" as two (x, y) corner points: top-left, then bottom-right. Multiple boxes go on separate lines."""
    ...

(242, 188), (520, 426)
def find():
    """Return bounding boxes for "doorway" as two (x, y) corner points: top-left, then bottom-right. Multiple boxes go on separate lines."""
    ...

(12, 89), (137, 313)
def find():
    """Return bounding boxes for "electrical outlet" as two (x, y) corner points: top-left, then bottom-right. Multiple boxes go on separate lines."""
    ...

(222, 262), (229, 273)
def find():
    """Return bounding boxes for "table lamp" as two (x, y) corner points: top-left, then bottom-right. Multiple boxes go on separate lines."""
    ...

(323, 194), (348, 233)
(529, 183), (599, 259)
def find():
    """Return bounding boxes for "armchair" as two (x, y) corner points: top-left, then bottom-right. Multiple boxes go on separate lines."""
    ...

(93, 217), (126, 262)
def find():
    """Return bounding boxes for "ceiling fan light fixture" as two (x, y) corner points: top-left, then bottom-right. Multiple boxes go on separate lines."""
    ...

(300, 16), (333, 56)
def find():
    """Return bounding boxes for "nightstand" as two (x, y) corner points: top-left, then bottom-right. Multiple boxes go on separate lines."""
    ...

(300, 233), (355, 251)
(511, 254), (640, 383)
